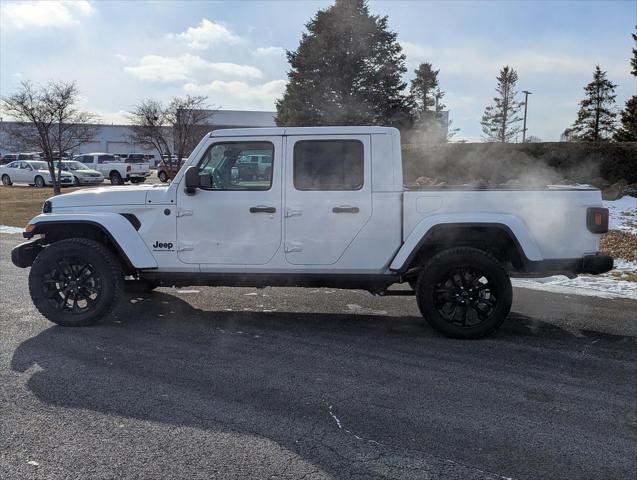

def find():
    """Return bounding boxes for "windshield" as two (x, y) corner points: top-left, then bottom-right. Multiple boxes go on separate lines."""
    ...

(30, 161), (48, 170)
(61, 161), (86, 171)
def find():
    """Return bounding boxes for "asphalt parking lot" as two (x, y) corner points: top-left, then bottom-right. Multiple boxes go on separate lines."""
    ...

(0, 233), (635, 480)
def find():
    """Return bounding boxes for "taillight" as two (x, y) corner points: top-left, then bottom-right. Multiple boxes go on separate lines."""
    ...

(127, 165), (131, 172)
(586, 207), (609, 233)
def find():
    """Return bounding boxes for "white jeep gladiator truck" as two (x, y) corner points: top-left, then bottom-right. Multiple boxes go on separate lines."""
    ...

(74, 153), (150, 185)
(12, 127), (613, 338)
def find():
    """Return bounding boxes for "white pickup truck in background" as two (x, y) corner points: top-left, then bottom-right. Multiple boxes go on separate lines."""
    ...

(74, 152), (150, 185)
(13, 127), (613, 338)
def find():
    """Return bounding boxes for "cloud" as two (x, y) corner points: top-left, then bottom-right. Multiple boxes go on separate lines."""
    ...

(0, 0), (95, 30)
(124, 54), (263, 82)
(254, 46), (286, 57)
(183, 79), (287, 108)
(172, 18), (242, 50)
(402, 41), (624, 77)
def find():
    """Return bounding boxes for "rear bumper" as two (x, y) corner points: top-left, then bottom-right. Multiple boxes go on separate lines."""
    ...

(580, 254), (614, 274)
(521, 253), (614, 277)
(11, 239), (44, 268)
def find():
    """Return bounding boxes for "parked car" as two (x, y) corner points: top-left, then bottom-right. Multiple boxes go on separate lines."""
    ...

(0, 160), (74, 187)
(73, 153), (149, 184)
(0, 154), (18, 165)
(17, 152), (43, 161)
(60, 160), (104, 186)
(12, 127), (613, 339)
(157, 157), (186, 182)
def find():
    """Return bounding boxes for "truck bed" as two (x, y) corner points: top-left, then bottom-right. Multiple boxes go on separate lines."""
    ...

(402, 188), (603, 261)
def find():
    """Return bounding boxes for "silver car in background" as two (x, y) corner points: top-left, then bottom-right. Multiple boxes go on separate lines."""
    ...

(60, 160), (104, 185)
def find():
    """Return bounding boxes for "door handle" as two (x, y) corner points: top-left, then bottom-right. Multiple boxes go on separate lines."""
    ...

(250, 206), (276, 213)
(332, 206), (359, 213)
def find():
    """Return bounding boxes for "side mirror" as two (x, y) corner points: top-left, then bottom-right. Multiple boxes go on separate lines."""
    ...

(184, 166), (199, 195)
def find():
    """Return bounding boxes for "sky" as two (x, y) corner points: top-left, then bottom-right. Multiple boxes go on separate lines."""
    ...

(0, 0), (635, 141)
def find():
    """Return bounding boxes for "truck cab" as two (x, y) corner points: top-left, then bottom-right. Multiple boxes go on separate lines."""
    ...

(12, 127), (613, 338)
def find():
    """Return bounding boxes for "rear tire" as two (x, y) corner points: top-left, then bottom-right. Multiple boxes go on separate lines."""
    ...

(110, 171), (123, 185)
(415, 247), (512, 339)
(29, 238), (124, 326)
(35, 175), (45, 188)
(1, 174), (12, 186)
(158, 171), (168, 183)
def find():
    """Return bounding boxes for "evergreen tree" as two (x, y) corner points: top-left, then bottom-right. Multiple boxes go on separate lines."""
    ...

(275, 0), (412, 128)
(480, 66), (523, 142)
(614, 29), (637, 141)
(570, 66), (617, 141)
(410, 63), (441, 113)
(408, 63), (452, 142)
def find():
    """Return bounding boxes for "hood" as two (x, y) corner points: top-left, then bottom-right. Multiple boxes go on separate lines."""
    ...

(50, 185), (155, 207)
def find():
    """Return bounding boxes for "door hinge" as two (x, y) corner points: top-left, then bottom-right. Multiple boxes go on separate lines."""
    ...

(176, 207), (193, 217)
(285, 242), (303, 253)
(177, 241), (194, 252)
(285, 208), (302, 218)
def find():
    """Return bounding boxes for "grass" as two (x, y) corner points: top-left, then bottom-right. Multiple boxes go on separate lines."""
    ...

(0, 186), (83, 227)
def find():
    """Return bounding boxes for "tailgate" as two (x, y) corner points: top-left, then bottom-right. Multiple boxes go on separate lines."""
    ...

(130, 163), (150, 174)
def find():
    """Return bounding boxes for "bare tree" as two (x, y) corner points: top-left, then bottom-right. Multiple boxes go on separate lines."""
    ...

(1, 81), (99, 194)
(129, 95), (214, 171)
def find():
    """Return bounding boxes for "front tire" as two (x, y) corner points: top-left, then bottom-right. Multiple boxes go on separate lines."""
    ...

(415, 247), (512, 339)
(1, 174), (12, 186)
(29, 238), (124, 326)
(73, 176), (80, 186)
(35, 175), (45, 188)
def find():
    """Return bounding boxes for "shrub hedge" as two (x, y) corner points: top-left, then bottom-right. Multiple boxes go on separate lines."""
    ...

(401, 142), (637, 185)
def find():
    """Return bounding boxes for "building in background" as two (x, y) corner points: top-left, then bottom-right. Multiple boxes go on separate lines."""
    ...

(0, 110), (276, 162)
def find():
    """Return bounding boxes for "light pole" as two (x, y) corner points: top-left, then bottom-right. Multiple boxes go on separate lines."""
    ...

(521, 90), (531, 143)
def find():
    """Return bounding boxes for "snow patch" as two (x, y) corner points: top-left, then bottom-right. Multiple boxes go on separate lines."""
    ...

(513, 259), (636, 300)
(604, 197), (637, 234)
(0, 225), (23, 234)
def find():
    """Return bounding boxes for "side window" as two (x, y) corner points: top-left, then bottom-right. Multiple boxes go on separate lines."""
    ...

(98, 155), (114, 164)
(80, 155), (92, 164)
(7, 162), (18, 169)
(293, 140), (364, 191)
(196, 141), (274, 191)
(19, 162), (30, 170)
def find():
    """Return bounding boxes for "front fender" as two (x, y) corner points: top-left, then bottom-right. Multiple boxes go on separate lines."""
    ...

(25, 212), (158, 269)
(389, 213), (543, 272)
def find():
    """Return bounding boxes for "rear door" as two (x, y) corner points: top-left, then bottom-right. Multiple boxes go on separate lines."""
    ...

(284, 135), (372, 265)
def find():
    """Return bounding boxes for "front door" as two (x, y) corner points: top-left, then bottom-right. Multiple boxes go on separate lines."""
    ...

(176, 136), (282, 266)
(284, 135), (372, 265)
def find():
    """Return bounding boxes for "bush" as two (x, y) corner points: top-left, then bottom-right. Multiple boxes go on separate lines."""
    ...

(402, 141), (637, 185)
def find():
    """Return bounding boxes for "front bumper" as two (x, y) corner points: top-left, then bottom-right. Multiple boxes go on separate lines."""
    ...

(11, 239), (44, 268)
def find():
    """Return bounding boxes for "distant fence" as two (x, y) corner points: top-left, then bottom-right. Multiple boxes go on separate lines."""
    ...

(401, 142), (637, 186)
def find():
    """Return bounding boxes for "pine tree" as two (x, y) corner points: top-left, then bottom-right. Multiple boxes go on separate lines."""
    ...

(275, 0), (412, 128)
(571, 66), (617, 141)
(410, 63), (441, 113)
(614, 30), (637, 141)
(480, 66), (523, 142)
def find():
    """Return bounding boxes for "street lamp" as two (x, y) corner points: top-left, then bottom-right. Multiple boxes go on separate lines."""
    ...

(521, 90), (532, 143)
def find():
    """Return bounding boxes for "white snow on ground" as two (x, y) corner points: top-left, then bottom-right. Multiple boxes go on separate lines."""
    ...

(605, 196), (637, 234)
(0, 225), (23, 234)
(513, 260), (637, 300)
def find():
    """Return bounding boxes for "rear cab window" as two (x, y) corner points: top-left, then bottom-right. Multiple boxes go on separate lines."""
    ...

(293, 140), (364, 191)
